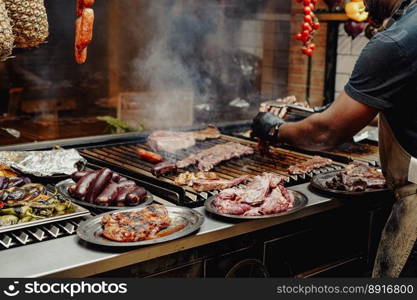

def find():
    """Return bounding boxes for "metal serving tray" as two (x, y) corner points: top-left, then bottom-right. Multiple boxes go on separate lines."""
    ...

(204, 190), (308, 220)
(0, 202), (90, 234)
(310, 171), (390, 196)
(56, 179), (154, 211)
(77, 206), (204, 247)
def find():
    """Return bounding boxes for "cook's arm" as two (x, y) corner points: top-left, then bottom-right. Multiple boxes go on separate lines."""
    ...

(278, 92), (379, 151)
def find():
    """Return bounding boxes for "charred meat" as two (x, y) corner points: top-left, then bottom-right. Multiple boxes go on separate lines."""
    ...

(193, 175), (250, 192)
(174, 171), (219, 186)
(212, 173), (294, 216)
(193, 125), (221, 141)
(148, 130), (196, 153)
(326, 162), (386, 192)
(288, 156), (333, 175)
(101, 204), (171, 242)
(152, 161), (177, 177)
(176, 142), (254, 171)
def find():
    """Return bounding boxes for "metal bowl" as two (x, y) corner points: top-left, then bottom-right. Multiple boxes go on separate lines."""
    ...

(204, 190), (308, 220)
(77, 206), (204, 247)
(56, 179), (153, 211)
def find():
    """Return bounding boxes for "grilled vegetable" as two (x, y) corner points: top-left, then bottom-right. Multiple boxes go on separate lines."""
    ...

(0, 215), (18, 226)
(0, 206), (32, 218)
(136, 149), (164, 163)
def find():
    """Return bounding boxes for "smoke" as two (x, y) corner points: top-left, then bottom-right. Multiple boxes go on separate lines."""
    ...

(133, 0), (262, 129)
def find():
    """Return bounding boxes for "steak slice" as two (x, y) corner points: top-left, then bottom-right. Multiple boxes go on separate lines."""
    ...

(177, 142), (254, 171)
(288, 156), (333, 175)
(192, 175), (250, 192)
(193, 125), (221, 141)
(148, 130), (196, 153)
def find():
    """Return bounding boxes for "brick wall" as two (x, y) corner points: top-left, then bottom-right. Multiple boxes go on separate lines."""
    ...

(233, 1), (292, 99)
(335, 24), (369, 98)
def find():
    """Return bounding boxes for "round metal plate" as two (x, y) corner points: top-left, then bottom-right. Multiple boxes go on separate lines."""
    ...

(310, 171), (390, 196)
(56, 179), (153, 211)
(205, 190), (308, 220)
(77, 206), (205, 247)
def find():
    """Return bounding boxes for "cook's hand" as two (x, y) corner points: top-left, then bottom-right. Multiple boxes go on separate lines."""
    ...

(251, 112), (285, 142)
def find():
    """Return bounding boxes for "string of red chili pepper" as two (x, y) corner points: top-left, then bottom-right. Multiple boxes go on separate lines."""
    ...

(295, 0), (320, 56)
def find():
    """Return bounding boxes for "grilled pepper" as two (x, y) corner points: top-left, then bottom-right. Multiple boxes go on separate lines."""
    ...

(0, 215), (19, 226)
(345, 1), (369, 22)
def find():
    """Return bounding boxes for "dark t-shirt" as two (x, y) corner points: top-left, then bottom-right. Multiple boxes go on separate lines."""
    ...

(345, 5), (417, 156)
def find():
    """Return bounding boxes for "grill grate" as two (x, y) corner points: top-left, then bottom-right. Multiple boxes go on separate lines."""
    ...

(0, 217), (86, 251)
(80, 135), (345, 207)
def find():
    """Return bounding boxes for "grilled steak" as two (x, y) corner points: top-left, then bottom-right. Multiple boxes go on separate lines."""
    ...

(326, 162), (386, 192)
(288, 156), (333, 175)
(193, 125), (221, 141)
(174, 171), (219, 186)
(193, 175), (250, 192)
(212, 173), (294, 216)
(148, 130), (196, 153)
(177, 142), (254, 171)
(101, 204), (171, 242)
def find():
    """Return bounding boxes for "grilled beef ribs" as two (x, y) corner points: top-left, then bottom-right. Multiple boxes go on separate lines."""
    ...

(288, 156), (333, 175)
(212, 173), (294, 216)
(176, 142), (254, 171)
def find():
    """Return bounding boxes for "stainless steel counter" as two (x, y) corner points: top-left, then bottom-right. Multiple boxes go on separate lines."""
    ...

(0, 184), (341, 278)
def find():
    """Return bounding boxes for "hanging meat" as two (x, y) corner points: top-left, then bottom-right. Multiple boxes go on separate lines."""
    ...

(75, 0), (95, 64)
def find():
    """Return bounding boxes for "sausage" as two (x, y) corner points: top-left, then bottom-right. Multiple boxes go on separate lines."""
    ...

(152, 161), (177, 177)
(77, 8), (94, 51)
(95, 182), (119, 206)
(74, 171), (98, 200)
(85, 168), (113, 203)
(111, 172), (127, 183)
(126, 187), (148, 206)
(117, 180), (136, 189)
(71, 171), (91, 182)
(136, 149), (164, 163)
(68, 184), (77, 196)
(114, 185), (136, 204)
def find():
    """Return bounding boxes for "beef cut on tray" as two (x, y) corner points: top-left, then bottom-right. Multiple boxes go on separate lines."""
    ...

(326, 162), (386, 192)
(176, 142), (254, 171)
(212, 173), (294, 216)
(288, 156), (333, 175)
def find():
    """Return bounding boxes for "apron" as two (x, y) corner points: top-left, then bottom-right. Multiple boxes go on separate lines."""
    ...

(373, 115), (417, 277)
(371, 0), (417, 278)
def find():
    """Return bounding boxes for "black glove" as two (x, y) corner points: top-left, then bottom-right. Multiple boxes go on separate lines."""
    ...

(251, 112), (285, 142)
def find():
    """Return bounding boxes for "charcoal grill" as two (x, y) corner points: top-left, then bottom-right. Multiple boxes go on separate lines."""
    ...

(79, 134), (345, 207)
